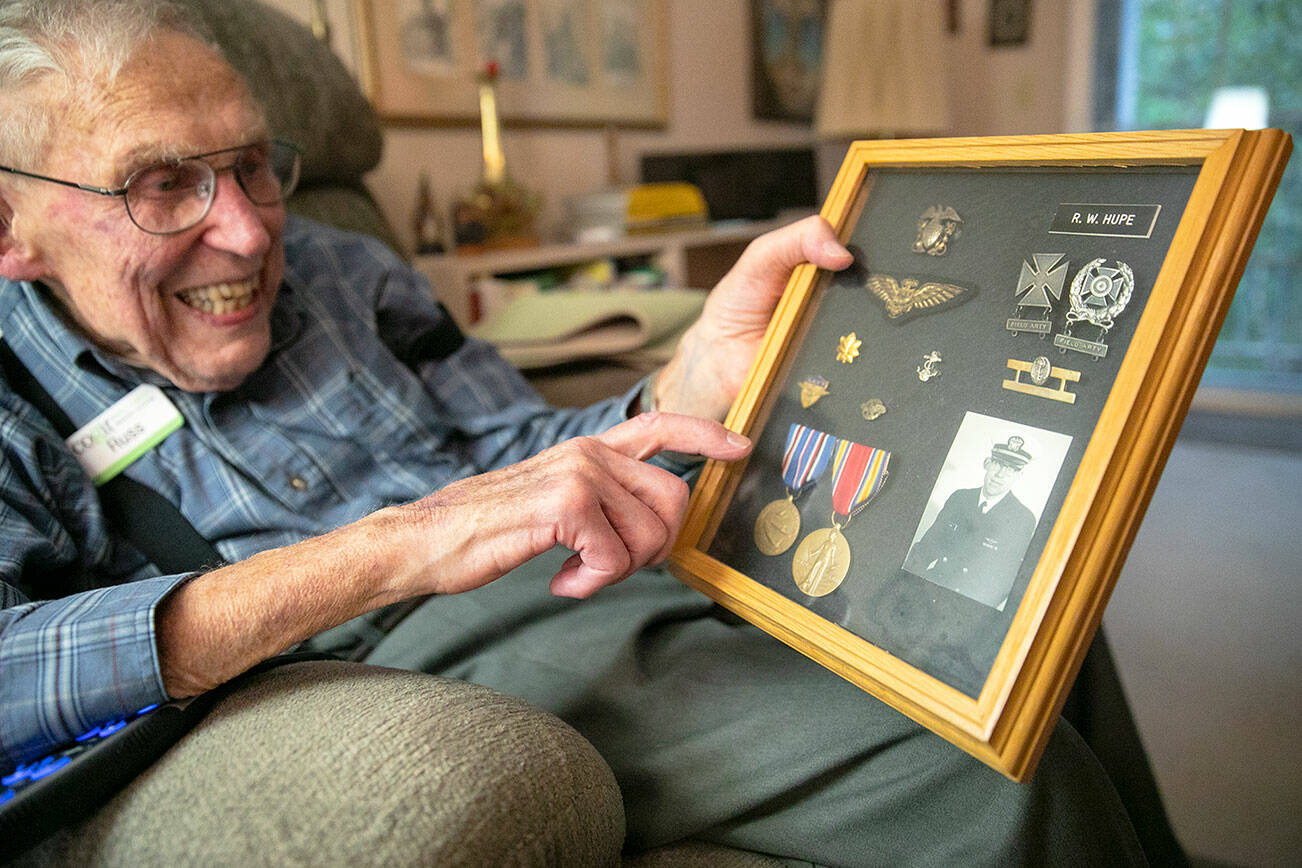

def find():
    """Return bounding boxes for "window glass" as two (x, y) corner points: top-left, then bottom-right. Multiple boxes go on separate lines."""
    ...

(1096, 0), (1300, 392)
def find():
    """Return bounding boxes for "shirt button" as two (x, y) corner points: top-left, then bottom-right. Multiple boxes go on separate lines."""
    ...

(289, 475), (308, 492)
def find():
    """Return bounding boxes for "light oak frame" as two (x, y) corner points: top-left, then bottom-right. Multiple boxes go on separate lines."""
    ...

(668, 130), (1292, 781)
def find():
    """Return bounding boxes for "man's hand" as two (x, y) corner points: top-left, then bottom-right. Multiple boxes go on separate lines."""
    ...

(395, 412), (751, 600)
(159, 412), (749, 696)
(653, 215), (853, 422)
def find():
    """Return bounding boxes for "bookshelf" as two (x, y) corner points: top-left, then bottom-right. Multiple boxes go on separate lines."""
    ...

(413, 218), (791, 327)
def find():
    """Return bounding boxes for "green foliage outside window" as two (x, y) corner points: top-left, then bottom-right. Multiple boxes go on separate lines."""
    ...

(1109, 0), (1300, 390)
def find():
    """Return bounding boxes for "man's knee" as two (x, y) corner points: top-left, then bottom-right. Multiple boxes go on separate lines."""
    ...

(21, 661), (624, 866)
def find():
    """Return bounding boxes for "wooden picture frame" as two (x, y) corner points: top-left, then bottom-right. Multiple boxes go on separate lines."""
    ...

(352, 0), (668, 127)
(668, 129), (1291, 781)
(750, 0), (827, 123)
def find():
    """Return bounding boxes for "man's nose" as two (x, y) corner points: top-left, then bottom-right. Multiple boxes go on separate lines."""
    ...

(199, 170), (274, 255)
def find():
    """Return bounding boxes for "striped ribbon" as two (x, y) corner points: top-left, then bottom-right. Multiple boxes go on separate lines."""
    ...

(829, 439), (891, 519)
(780, 423), (837, 492)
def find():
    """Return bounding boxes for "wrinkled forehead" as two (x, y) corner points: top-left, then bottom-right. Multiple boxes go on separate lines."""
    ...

(47, 30), (269, 181)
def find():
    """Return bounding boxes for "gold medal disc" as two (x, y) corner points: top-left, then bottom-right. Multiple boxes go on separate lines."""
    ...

(792, 527), (851, 597)
(754, 497), (801, 555)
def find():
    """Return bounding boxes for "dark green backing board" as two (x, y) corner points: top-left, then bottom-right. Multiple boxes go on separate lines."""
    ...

(707, 166), (1199, 698)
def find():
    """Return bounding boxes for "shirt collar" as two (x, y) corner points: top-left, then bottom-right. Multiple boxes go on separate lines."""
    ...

(979, 489), (1011, 511)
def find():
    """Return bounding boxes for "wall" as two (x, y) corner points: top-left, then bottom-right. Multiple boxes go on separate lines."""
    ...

(267, 0), (1087, 253)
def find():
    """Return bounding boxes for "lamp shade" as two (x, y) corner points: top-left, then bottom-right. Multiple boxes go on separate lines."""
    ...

(815, 0), (952, 138)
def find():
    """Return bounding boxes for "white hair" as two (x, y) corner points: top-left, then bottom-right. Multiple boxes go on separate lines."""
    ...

(0, 0), (215, 167)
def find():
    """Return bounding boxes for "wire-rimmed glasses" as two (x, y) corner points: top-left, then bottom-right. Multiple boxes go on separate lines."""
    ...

(0, 139), (301, 235)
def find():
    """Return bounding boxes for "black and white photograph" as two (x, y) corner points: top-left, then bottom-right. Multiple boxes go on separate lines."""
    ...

(903, 412), (1071, 610)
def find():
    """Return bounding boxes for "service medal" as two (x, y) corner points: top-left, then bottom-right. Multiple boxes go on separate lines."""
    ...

(792, 527), (852, 596)
(755, 424), (836, 556)
(792, 439), (891, 596)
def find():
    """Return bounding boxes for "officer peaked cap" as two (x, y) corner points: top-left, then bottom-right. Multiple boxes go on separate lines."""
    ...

(990, 436), (1032, 468)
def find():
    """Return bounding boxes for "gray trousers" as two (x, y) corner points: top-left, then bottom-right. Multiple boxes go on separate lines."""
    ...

(353, 549), (1150, 866)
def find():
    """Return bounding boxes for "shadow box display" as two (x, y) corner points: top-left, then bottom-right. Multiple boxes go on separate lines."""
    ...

(668, 129), (1292, 780)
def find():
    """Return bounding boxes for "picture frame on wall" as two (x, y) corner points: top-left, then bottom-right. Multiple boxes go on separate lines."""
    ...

(667, 129), (1291, 781)
(750, 0), (826, 123)
(353, 0), (668, 126)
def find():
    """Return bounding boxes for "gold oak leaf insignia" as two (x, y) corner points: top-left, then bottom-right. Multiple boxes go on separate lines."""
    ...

(864, 275), (967, 320)
(836, 332), (861, 363)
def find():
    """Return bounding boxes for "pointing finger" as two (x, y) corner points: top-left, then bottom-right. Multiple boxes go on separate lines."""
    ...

(594, 411), (751, 463)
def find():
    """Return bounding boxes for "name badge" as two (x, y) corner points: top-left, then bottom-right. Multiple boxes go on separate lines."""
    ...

(66, 385), (183, 485)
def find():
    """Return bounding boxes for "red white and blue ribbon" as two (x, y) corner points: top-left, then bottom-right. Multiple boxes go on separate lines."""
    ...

(829, 439), (891, 520)
(780, 424), (836, 493)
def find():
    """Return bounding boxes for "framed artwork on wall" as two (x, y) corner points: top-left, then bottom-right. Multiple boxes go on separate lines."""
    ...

(750, 0), (826, 123)
(353, 0), (667, 126)
(668, 129), (1291, 781)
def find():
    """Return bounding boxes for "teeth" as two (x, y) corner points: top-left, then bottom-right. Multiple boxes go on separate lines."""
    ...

(177, 280), (256, 315)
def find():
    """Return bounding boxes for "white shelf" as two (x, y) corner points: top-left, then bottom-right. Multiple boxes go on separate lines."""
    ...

(413, 219), (789, 327)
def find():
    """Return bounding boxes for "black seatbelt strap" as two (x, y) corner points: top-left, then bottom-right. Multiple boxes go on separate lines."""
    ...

(0, 341), (224, 574)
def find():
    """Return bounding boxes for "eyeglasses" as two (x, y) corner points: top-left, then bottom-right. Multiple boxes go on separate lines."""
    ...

(0, 139), (301, 235)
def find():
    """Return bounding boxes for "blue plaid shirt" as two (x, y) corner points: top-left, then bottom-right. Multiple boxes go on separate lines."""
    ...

(0, 217), (636, 769)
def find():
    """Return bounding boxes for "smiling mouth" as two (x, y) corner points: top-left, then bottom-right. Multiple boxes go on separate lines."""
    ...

(176, 279), (258, 315)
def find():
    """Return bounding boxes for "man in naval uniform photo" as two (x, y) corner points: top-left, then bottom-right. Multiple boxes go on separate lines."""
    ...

(904, 436), (1038, 610)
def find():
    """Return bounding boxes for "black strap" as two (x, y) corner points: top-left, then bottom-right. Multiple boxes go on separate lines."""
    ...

(0, 303), (465, 581)
(376, 302), (466, 369)
(0, 342), (224, 575)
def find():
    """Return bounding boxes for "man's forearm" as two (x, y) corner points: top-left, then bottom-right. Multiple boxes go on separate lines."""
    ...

(155, 510), (410, 697)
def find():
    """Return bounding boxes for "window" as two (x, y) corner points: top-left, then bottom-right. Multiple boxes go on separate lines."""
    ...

(1095, 0), (1300, 392)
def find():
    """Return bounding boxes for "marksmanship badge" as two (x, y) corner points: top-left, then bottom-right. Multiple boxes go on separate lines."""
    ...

(1007, 253), (1068, 337)
(1054, 258), (1135, 359)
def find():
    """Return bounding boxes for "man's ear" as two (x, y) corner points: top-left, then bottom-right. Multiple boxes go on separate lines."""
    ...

(0, 193), (46, 282)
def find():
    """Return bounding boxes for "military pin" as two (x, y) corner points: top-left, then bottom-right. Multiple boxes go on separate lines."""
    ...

(1007, 254), (1068, 337)
(836, 332), (862, 364)
(1003, 356), (1080, 404)
(754, 424), (836, 556)
(797, 375), (830, 408)
(860, 398), (886, 421)
(912, 205), (963, 256)
(792, 440), (891, 597)
(864, 274), (970, 323)
(1053, 258), (1135, 359)
(916, 351), (942, 382)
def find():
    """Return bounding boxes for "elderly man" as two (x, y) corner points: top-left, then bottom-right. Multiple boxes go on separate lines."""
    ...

(0, 1), (1155, 864)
